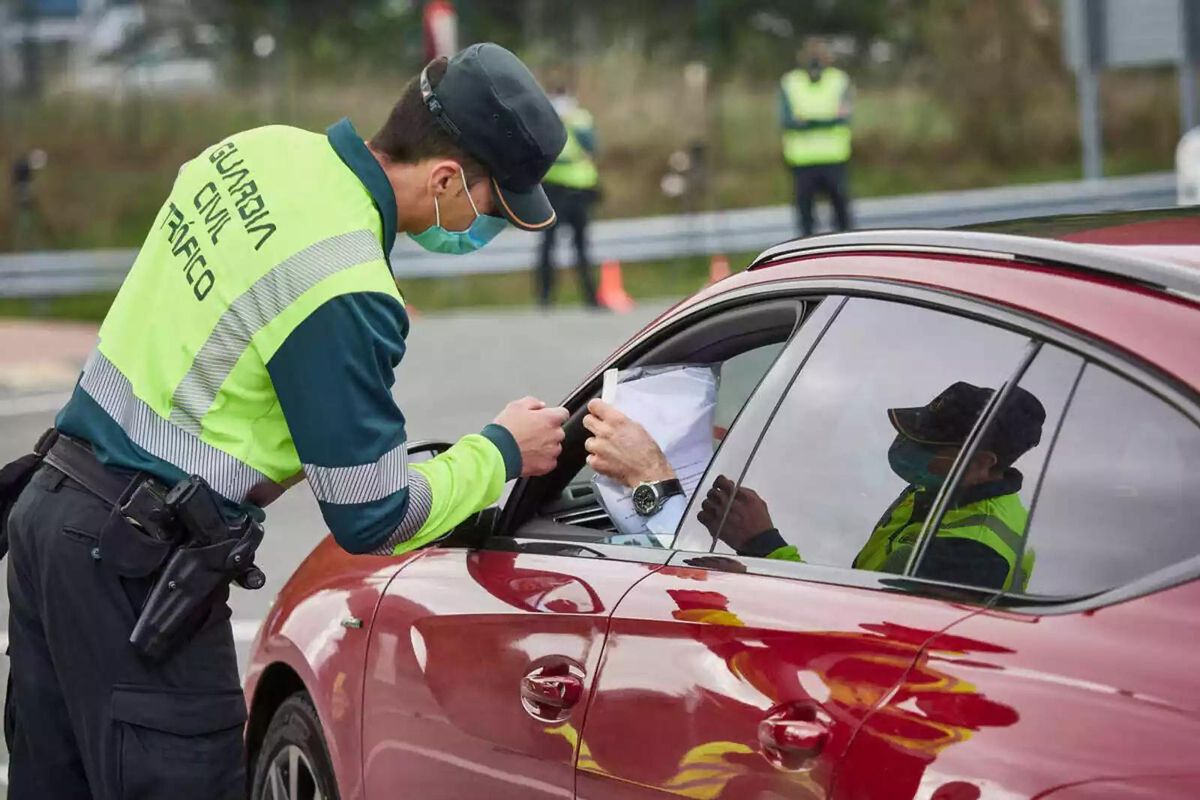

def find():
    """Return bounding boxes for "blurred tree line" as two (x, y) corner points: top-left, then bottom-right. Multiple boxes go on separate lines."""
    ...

(1, 0), (1181, 252)
(190, 0), (1148, 167)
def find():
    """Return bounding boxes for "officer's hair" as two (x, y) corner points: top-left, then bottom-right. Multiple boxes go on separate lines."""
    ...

(370, 58), (488, 185)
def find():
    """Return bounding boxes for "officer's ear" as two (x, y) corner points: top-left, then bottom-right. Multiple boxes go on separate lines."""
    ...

(427, 160), (465, 197)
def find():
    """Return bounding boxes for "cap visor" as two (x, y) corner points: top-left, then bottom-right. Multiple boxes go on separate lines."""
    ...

(888, 407), (926, 440)
(491, 177), (557, 232)
(887, 407), (963, 446)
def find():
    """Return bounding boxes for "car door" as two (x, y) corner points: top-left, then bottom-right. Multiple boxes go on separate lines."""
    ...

(360, 292), (807, 800)
(576, 294), (1042, 800)
(836, 352), (1200, 799)
(359, 545), (665, 800)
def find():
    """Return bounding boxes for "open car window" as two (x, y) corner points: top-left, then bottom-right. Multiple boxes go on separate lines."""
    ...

(504, 297), (811, 550)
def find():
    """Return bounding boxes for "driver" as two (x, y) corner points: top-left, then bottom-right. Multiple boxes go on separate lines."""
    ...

(584, 382), (1045, 590)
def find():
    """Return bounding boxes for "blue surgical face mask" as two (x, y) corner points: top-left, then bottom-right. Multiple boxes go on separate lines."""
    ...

(408, 166), (507, 255)
(887, 436), (946, 490)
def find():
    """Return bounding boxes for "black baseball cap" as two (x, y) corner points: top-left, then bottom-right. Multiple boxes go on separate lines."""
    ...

(889, 382), (1047, 465)
(420, 43), (566, 231)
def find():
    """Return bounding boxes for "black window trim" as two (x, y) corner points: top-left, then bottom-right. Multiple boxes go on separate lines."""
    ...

(661, 276), (1200, 615)
(493, 287), (819, 563)
(671, 296), (848, 554)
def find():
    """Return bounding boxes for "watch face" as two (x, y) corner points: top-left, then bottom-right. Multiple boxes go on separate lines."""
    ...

(632, 483), (658, 516)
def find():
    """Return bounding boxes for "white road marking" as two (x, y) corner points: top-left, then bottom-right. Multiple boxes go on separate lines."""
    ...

(0, 392), (69, 419)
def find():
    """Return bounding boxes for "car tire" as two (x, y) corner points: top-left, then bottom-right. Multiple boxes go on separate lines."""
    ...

(250, 693), (341, 800)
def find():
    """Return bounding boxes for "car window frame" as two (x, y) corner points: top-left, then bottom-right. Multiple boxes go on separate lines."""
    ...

(490, 288), (821, 564)
(663, 275), (1200, 614)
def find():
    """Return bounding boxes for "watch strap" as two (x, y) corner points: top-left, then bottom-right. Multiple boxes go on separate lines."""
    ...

(658, 478), (684, 499)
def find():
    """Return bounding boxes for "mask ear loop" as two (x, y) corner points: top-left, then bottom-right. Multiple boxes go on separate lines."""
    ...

(457, 164), (482, 219)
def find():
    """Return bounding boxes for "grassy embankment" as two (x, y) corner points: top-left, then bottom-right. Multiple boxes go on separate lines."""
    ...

(0, 54), (1180, 318)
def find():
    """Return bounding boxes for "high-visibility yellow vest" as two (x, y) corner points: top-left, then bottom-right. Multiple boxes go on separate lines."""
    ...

(544, 107), (599, 190)
(780, 67), (852, 167)
(853, 488), (1036, 591)
(765, 488), (1035, 591)
(82, 125), (402, 503)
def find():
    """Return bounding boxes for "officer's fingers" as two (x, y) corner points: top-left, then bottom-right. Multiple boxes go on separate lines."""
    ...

(541, 406), (570, 426)
(514, 396), (545, 411)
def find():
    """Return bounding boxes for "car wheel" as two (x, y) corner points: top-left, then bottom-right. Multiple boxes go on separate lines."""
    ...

(250, 693), (340, 800)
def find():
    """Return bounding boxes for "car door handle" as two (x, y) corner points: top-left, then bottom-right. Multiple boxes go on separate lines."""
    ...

(520, 664), (586, 722)
(521, 670), (583, 710)
(757, 703), (832, 770)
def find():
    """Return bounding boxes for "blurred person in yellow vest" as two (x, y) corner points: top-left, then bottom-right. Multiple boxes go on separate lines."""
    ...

(537, 78), (601, 308)
(780, 37), (854, 237)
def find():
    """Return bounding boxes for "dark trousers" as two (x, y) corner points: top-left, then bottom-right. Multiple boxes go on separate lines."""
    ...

(537, 184), (599, 307)
(793, 162), (852, 237)
(4, 465), (244, 799)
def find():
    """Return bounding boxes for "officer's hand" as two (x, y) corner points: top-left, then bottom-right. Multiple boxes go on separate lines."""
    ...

(697, 474), (774, 549)
(494, 396), (568, 478)
(583, 398), (675, 489)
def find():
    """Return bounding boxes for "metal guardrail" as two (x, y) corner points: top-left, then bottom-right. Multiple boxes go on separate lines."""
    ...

(0, 172), (1176, 298)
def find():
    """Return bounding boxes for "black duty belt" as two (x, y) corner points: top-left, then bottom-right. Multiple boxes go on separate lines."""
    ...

(40, 431), (152, 509)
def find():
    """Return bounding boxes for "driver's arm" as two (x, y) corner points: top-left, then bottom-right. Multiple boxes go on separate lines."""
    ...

(583, 398), (692, 535)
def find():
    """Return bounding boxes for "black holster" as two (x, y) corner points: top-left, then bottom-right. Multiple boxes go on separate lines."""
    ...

(129, 519), (263, 662)
(128, 474), (265, 662)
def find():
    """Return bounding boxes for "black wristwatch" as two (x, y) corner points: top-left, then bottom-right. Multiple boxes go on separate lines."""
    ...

(632, 479), (684, 517)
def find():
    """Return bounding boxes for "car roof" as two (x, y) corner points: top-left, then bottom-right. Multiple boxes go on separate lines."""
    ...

(748, 210), (1200, 301)
(659, 210), (1200, 394)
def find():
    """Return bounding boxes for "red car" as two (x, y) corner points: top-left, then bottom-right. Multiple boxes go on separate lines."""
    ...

(244, 209), (1200, 800)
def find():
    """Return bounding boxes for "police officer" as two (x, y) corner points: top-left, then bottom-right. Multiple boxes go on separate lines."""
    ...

(780, 37), (854, 237)
(536, 80), (601, 307)
(2, 43), (568, 799)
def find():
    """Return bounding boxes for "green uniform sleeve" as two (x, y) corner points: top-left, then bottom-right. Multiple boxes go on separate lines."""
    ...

(393, 426), (518, 554)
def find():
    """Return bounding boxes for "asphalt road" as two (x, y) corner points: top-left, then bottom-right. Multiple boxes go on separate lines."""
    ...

(0, 302), (668, 791)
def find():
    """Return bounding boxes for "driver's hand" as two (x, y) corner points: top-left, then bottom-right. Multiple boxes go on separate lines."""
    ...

(583, 398), (675, 489)
(493, 396), (568, 477)
(697, 475), (775, 550)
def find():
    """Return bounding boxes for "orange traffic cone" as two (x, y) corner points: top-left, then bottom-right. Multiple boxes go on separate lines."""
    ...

(708, 253), (731, 284)
(597, 259), (634, 312)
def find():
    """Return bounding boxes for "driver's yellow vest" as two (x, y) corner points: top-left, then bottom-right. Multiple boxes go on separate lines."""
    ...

(767, 489), (1035, 591)
(780, 67), (852, 167)
(852, 489), (1035, 591)
(83, 125), (401, 502)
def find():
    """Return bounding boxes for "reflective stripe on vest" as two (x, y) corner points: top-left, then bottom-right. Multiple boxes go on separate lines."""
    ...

(91, 125), (403, 502)
(79, 349), (270, 500)
(304, 440), (409, 505)
(544, 109), (598, 189)
(168, 228), (383, 434)
(781, 67), (851, 167)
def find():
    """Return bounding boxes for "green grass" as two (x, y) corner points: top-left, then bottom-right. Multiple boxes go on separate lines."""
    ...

(0, 252), (754, 322)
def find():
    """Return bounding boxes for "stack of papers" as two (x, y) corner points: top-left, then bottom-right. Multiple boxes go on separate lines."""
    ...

(592, 364), (718, 540)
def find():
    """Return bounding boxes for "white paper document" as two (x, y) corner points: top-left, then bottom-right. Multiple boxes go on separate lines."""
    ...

(593, 364), (718, 544)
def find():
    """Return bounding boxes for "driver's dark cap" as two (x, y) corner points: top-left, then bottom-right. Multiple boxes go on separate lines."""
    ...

(420, 43), (566, 231)
(889, 382), (1047, 465)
